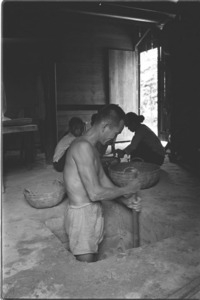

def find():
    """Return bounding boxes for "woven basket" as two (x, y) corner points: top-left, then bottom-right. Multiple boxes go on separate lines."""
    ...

(101, 156), (120, 173)
(24, 180), (66, 209)
(108, 162), (160, 189)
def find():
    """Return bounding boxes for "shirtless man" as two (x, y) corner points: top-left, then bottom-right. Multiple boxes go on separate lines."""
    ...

(64, 104), (141, 263)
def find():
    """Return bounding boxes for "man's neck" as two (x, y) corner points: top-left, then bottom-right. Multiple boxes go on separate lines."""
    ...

(83, 127), (101, 146)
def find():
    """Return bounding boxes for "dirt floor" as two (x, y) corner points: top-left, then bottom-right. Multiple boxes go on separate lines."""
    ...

(2, 153), (200, 298)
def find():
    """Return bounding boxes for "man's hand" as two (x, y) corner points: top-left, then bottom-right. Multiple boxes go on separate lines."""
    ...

(121, 195), (142, 212)
(115, 149), (125, 158)
(123, 179), (141, 198)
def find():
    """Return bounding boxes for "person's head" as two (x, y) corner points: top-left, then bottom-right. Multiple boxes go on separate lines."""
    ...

(125, 112), (145, 132)
(68, 117), (85, 137)
(92, 104), (125, 145)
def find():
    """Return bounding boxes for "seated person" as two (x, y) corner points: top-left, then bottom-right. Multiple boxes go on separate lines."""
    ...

(53, 117), (85, 172)
(115, 112), (165, 166)
(91, 113), (115, 157)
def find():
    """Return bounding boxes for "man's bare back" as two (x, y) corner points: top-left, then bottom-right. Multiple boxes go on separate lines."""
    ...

(64, 136), (140, 206)
(64, 137), (101, 207)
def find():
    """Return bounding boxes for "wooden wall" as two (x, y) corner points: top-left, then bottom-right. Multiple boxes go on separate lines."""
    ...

(3, 6), (139, 161)
(54, 15), (138, 139)
(162, 3), (200, 172)
(3, 40), (39, 118)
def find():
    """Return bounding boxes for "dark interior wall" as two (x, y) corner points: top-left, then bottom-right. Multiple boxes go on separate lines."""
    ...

(56, 15), (137, 106)
(2, 2), (139, 161)
(55, 15), (138, 138)
(3, 39), (57, 161)
(162, 2), (200, 171)
(3, 39), (43, 119)
(3, 16), (138, 113)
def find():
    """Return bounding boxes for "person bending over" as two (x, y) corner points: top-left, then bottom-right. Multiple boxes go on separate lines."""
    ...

(63, 104), (141, 263)
(53, 117), (85, 172)
(115, 112), (165, 165)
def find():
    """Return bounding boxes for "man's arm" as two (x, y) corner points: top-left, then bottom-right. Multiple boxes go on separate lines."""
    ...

(72, 141), (140, 202)
(98, 162), (141, 211)
(98, 162), (116, 189)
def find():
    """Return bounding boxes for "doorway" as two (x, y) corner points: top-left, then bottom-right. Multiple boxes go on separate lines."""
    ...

(139, 47), (158, 135)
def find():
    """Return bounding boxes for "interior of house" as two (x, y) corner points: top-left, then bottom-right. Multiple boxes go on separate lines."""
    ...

(2, 1), (200, 298)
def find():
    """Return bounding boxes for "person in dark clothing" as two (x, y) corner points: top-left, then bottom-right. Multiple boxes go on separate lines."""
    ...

(53, 117), (85, 172)
(115, 112), (165, 165)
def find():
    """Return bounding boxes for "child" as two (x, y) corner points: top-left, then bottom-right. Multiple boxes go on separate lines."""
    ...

(53, 117), (85, 172)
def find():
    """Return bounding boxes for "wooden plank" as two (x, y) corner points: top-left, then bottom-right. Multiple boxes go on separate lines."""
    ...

(3, 118), (32, 127)
(109, 49), (137, 113)
(3, 124), (38, 135)
(109, 49), (138, 142)
(57, 104), (105, 111)
(56, 49), (106, 105)
(44, 63), (57, 164)
(114, 140), (131, 144)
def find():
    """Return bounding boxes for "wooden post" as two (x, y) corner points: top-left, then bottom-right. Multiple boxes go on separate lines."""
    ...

(132, 208), (140, 248)
(43, 62), (57, 164)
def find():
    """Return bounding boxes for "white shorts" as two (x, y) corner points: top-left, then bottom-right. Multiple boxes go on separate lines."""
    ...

(64, 202), (104, 256)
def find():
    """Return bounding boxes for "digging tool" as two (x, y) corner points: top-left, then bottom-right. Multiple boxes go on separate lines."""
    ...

(125, 167), (140, 248)
(132, 195), (140, 248)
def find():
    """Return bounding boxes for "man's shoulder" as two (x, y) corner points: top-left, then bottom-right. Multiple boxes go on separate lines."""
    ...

(71, 138), (93, 151)
(70, 138), (95, 162)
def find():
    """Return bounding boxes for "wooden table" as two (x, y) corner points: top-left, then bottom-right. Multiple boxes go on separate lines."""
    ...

(114, 140), (131, 144)
(2, 124), (38, 193)
(3, 124), (38, 164)
(3, 124), (38, 135)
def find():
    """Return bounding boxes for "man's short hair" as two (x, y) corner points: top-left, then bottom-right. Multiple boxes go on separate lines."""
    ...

(94, 104), (125, 127)
(69, 117), (84, 132)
